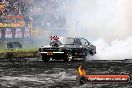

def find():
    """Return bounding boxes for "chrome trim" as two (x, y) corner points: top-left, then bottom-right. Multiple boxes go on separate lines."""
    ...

(53, 52), (64, 54)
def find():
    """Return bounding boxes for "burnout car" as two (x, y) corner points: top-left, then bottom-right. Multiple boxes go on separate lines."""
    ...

(39, 36), (96, 62)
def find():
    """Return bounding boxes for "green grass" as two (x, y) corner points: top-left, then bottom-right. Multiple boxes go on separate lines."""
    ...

(0, 48), (39, 53)
(0, 48), (40, 58)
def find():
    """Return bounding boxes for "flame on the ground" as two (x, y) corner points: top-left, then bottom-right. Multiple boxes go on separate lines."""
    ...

(78, 65), (86, 76)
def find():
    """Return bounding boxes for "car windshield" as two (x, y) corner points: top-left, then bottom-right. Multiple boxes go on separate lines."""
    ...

(58, 37), (74, 45)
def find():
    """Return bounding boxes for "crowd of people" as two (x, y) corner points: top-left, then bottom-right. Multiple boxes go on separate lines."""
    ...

(0, 0), (30, 16)
(29, 0), (67, 29)
(0, 0), (68, 48)
(0, 0), (67, 32)
(0, 0), (31, 23)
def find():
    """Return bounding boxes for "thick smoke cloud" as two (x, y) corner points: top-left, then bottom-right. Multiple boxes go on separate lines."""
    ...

(30, 0), (132, 60)
(90, 37), (132, 60)
(65, 0), (132, 60)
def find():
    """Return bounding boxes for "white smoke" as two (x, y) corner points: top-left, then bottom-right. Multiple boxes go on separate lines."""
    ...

(65, 0), (132, 60)
(91, 37), (132, 60)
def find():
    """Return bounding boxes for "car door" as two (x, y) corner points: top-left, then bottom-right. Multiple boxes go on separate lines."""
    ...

(72, 38), (82, 56)
(80, 38), (90, 55)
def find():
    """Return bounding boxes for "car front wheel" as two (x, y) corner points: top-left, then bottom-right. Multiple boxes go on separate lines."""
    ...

(64, 52), (73, 62)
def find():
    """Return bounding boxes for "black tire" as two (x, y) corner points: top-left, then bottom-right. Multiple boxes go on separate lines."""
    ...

(64, 52), (73, 62)
(83, 52), (94, 61)
(41, 55), (49, 62)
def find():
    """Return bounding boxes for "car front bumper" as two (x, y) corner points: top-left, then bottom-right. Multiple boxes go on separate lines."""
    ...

(39, 51), (65, 58)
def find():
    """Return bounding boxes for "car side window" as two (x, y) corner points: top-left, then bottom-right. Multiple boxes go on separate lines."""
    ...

(80, 38), (89, 45)
(74, 38), (82, 45)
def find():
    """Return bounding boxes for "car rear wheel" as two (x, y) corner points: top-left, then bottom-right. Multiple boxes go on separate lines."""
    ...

(83, 53), (92, 61)
(89, 50), (96, 55)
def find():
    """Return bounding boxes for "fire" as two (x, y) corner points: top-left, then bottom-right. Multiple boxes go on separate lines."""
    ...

(78, 65), (86, 76)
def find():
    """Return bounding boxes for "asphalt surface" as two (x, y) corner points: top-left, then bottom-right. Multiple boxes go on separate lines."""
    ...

(0, 58), (131, 88)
